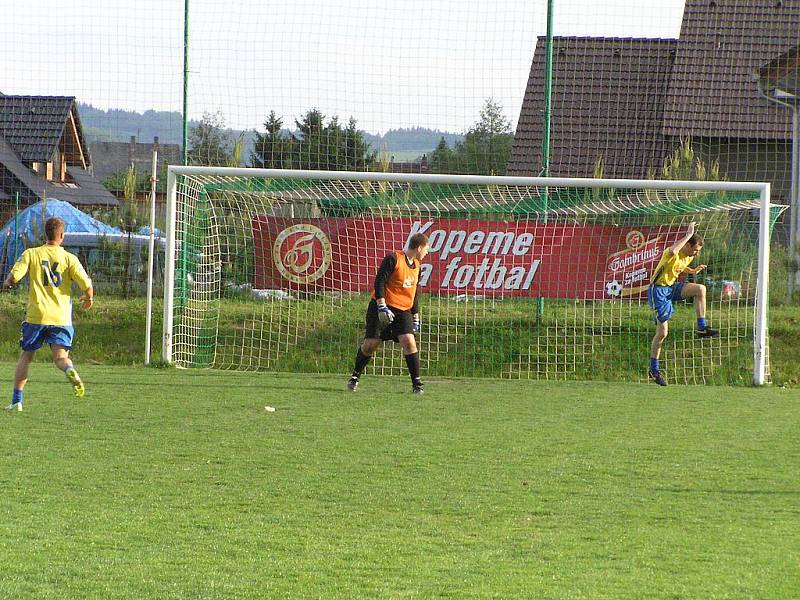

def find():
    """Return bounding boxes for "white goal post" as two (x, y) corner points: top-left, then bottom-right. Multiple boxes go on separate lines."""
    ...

(163, 166), (779, 385)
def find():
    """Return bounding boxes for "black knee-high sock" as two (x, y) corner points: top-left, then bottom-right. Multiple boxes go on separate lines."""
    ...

(404, 352), (421, 383)
(352, 349), (372, 378)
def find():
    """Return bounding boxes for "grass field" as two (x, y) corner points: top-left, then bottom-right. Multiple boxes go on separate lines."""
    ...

(2, 294), (799, 386)
(1, 363), (798, 598)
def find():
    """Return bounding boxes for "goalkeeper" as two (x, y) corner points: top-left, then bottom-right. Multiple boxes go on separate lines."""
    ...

(647, 221), (718, 386)
(347, 233), (430, 395)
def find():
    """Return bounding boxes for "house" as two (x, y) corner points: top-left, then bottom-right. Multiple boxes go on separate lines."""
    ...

(509, 37), (678, 180)
(0, 94), (117, 222)
(90, 135), (182, 187)
(387, 154), (430, 174)
(90, 135), (182, 184)
(508, 0), (800, 204)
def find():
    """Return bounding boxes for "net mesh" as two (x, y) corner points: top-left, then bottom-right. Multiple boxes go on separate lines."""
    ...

(169, 170), (784, 385)
(2, 2), (797, 301)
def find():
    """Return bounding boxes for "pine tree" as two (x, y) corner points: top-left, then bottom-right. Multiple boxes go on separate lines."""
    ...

(250, 111), (293, 169)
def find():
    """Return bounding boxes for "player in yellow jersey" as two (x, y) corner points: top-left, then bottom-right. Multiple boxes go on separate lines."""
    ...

(347, 233), (430, 395)
(646, 221), (718, 386)
(3, 217), (94, 411)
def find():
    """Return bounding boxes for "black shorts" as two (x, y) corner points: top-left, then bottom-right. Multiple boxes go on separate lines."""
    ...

(364, 299), (415, 342)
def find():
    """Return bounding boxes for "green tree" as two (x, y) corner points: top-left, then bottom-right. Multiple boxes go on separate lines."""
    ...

(343, 117), (376, 171)
(292, 109), (326, 170)
(250, 111), (293, 169)
(228, 132), (245, 168)
(292, 109), (375, 171)
(188, 111), (233, 167)
(429, 137), (459, 173)
(118, 166), (147, 297)
(652, 137), (722, 182)
(103, 164), (167, 194)
(430, 98), (514, 175)
(460, 98), (514, 175)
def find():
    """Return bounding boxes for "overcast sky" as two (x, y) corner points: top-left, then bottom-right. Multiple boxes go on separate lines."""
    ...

(0, 0), (686, 133)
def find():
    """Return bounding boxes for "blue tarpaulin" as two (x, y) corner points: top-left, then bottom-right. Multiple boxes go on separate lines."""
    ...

(0, 199), (121, 278)
(137, 225), (164, 237)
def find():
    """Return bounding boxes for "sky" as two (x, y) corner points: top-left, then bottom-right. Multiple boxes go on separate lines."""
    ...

(0, 0), (687, 134)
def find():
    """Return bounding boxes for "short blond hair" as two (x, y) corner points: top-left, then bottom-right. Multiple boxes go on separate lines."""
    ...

(45, 217), (65, 241)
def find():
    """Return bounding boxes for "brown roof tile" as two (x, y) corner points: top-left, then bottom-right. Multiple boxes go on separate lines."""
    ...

(662, 0), (800, 139)
(0, 96), (78, 162)
(508, 37), (678, 178)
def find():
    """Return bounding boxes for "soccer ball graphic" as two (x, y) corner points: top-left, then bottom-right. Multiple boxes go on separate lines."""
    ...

(605, 280), (623, 298)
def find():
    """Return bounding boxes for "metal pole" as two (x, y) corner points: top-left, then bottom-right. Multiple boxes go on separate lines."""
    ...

(182, 0), (190, 166)
(145, 145), (158, 364)
(163, 170), (178, 364)
(13, 191), (19, 262)
(168, 166), (775, 192)
(754, 183), (771, 386)
(756, 81), (798, 301)
(541, 0), (554, 185)
(789, 106), (799, 299)
(538, 0), (554, 323)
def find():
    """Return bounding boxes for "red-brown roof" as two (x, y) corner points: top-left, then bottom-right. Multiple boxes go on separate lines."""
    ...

(508, 37), (678, 178)
(662, 0), (800, 140)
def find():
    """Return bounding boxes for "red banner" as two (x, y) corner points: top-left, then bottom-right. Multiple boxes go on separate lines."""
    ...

(252, 217), (675, 300)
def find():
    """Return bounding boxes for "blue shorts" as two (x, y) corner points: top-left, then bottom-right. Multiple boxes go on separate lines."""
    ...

(647, 282), (686, 324)
(19, 323), (75, 352)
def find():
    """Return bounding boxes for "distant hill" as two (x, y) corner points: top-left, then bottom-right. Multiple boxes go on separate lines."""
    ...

(78, 103), (186, 145)
(77, 104), (462, 160)
(363, 128), (463, 155)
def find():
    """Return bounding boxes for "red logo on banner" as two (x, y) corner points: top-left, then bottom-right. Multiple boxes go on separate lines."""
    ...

(272, 224), (332, 284)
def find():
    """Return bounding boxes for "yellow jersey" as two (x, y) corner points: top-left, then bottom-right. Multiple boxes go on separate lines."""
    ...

(650, 248), (694, 287)
(10, 245), (92, 326)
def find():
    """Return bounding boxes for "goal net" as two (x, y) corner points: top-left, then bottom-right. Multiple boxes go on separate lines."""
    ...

(163, 167), (784, 385)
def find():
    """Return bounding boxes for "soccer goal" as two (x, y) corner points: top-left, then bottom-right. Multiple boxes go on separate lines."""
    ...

(162, 167), (784, 385)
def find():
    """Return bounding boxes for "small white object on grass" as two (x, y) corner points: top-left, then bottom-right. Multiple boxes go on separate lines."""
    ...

(264, 406), (276, 412)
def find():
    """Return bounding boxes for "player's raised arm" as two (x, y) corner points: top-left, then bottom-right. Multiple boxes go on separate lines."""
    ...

(669, 221), (696, 256)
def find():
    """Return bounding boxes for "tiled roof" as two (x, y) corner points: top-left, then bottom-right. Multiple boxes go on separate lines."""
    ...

(508, 37), (678, 178)
(662, 0), (800, 139)
(60, 168), (120, 206)
(0, 132), (44, 205)
(0, 96), (79, 162)
(0, 131), (116, 207)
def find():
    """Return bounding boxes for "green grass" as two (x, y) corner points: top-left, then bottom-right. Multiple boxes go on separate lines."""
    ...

(2, 293), (799, 386)
(1, 364), (798, 598)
